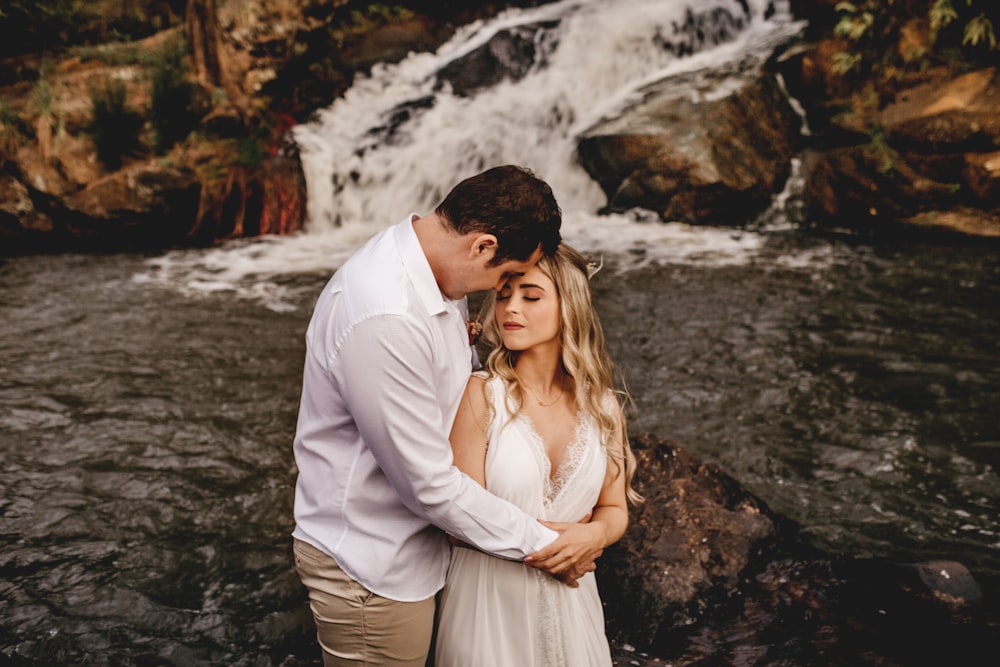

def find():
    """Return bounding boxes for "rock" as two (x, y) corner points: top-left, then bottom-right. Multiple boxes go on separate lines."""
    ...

(0, 1), (571, 254)
(0, 173), (36, 220)
(200, 102), (245, 138)
(0, 172), (55, 253)
(597, 435), (994, 664)
(964, 150), (1000, 203)
(771, 37), (869, 142)
(188, 152), (306, 242)
(802, 92), (1000, 236)
(910, 560), (984, 605)
(253, 153), (306, 236)
(435, 21), (560, 97)
(577, 61), (801, 225)
(901, 207), (1000, 238)
(57, 160), (202, 250)
(880, 67), (1000, 152)
(802, 145), (919, 224)
(338, 17), (440, 74)
(598, 434), (789, 647)
(778, 33), (1000, 237)
(658, 555), (995, 666)
(1, 161), (204, 254)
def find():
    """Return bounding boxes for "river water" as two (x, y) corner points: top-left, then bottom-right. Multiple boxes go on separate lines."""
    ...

(1, 0), (998, 664)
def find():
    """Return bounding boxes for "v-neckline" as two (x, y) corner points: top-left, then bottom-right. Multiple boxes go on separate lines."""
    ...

(519, 411), (587, 503)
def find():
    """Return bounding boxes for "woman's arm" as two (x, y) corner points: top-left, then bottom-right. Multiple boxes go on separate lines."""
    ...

(449, 374), (490, 487)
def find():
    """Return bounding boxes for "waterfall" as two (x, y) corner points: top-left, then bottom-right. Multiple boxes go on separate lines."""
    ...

(295, 0), (793, 230)
(142, 0), (803, 309)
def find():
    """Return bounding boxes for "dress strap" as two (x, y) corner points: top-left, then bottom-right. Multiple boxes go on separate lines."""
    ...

(480, 374), (512, 447)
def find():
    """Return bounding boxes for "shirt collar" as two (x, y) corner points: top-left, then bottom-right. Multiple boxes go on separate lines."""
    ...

(395, 213), (453, 316)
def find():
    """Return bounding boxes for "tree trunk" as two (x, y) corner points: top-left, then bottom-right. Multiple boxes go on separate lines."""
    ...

(185, 0), (224, 89)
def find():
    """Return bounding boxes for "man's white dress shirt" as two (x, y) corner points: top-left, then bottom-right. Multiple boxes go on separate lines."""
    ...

(292, 215), (558, 601)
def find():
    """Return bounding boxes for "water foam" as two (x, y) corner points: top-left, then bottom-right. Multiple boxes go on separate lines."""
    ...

(139, 0), (808, 308)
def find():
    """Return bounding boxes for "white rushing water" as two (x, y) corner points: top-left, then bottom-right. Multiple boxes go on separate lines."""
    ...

(140, 0), (806, 310)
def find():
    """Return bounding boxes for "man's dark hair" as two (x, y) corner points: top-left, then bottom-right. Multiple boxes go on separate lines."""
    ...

(435, 165), (562, 265)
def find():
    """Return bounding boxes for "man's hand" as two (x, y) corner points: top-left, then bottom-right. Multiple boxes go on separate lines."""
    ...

(523, 519), (605, 588)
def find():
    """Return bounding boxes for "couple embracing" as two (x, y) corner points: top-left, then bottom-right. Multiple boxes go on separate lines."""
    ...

(291, 165), (641, 666)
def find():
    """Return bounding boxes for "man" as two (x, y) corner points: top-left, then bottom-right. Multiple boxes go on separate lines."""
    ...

(292, 165), (594, 666)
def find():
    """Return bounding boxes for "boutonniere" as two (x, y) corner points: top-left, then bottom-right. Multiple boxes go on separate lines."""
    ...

(466, 318), (483, 346)
(466, 297), (489, 346)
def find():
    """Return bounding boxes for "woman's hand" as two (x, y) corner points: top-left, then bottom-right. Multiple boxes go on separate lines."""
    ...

(523, 519), (605, 587)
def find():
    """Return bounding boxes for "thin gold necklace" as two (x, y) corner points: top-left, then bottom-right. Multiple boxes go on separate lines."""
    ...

(522, 376), (566, 407)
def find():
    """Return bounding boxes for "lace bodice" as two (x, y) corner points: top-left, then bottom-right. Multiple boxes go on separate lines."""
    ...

(482, 374), (607, 523)
(520, 413), (595, 508)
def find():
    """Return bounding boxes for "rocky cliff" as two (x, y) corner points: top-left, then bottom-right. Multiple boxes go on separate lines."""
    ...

(0, 0), (997, 248)
(0, 0), (550, 253)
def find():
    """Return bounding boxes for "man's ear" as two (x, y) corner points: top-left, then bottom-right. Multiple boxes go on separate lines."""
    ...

(470, 233), (498, 259)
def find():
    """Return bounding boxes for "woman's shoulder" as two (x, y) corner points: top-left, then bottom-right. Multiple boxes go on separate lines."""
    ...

(469, 372), (516, 415)
(471, 370), (508, 389)
(466, 371), (502, 405)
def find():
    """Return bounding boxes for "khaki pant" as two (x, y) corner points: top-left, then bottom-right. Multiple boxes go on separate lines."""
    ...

(293, 539), (435, 667)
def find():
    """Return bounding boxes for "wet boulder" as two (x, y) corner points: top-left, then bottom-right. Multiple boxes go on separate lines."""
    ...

(801, 68), (1000, 237)
(576, 57), (801, 226)
(58, 161), (202, 250)
(0, 172), (55, 253)
(435, 20), (560, 97)
(879, 67), (1000, 153)
(599, 434), (788, 647)
(602, 435), (993, 666)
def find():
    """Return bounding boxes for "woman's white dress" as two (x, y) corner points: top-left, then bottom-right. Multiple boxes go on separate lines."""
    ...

(434, 375), (613, 667)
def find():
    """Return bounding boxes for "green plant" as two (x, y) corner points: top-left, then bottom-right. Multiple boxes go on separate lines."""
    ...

(0, 96), (31, 139)
(929, 0), (960, 30)
(834, 2), (875, 42)
(962, 12), (997, 49)
(148, 36), (199, 154)
(931, 1), (997, 51)
(930, 0), (997, 50)
(72, 42), (146, 66)
(0, 97), (15, 126)
(832, 0), (997, 80)
(88, 75), (143, 170)
(34, 77), (53, 116)
(831, 51), (863, 75)
(235, 137), (265, 168)
(866, 126), (899, 175)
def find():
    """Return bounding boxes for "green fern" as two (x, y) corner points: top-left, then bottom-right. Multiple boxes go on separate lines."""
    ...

(963, 13), (997, 49)
(831, 52), (863, 74)
(930, 0), (959, 31)
(834, 4), (874, 42)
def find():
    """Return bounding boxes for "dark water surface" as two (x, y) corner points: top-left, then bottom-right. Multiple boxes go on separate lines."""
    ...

(1, 229), (998, 665)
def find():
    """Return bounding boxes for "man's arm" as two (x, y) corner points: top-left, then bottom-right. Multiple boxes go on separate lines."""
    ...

(337, 314), (558, 559)
(448, 373), (610, 587)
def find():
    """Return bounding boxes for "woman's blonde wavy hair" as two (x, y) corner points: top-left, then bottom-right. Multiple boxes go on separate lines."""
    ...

(480, 244), (642, 505)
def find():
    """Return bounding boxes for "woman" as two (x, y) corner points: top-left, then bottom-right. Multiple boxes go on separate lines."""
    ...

(435, 244), (642, 666)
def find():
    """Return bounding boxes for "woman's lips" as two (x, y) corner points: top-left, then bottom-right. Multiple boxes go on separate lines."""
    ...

(502, 322), (523, 330)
